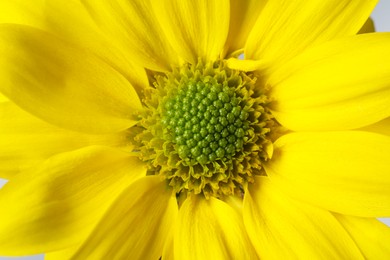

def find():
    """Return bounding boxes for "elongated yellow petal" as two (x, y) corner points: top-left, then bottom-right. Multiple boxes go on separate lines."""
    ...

(73, 176), (177, 260)
(0, 146), (145, 255)
(0, 92), (7, 102)
(243, 177), (364, 259)
(0, 24), (142, 134)
(0, 0), (44, 27)
(162, 231), (174, 260)
(269, 33), (390, 131)
(223, 0), (267, 56)
(174, 195), (257, 260)
(44, 0), (149, 95)
(334, 214), (390, 259)
(226, 58), (269, 72)
(266, 131), (390, 217)
(153, 0), (229, 63)
(45, 246), (80, 260)
(0, 102), (128, 179)
(246, 0), (377, 65)
(82, 0), (180, 71)
(0, 0), (149, 95)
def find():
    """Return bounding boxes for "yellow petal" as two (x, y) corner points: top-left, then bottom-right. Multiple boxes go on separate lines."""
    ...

(224, 194), (244, 214)
(246, 0), (377, 65)
(45, 246), (80, 260)
(0, 102), (129, 179)
(73, 176), (177, 259)
(162, 230), (174, 260)
(335, 214), (390, 259)
(0, 24), (142, 134)
(226, 58), (269, 72)
(266, 131), (390, 217)
(0, 0), (45, 27)
(81, 0), (180, 71)
(0, 92), (7, 102)
(0, 146), (145, 255)
(268, 33), (390, 131)
(243, 177), (364, 259)
(153, 0), (229, 63)
(174, 195), (257, 260)
(358, 17), (376, 34)
(0, 0), (149, 95)
(44, 0), (149, 96)
(223, 0), (267, 56)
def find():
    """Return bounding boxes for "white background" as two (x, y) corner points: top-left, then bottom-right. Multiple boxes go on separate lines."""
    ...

(0, 1), (389, 259)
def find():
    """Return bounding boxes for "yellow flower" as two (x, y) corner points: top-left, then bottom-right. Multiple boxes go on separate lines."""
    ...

(0, 0), (390, 259)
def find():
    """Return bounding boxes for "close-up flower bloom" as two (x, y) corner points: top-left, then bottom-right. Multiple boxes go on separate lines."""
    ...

(0, 0), (390, 259)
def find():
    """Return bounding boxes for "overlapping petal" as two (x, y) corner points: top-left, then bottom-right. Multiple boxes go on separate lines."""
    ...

(268, 33), (390, 131)
(44, 0), (149, 95)
(153, 0), (229, 63)
(162, 232), (174, 260)
(0, 92), (7, 103)
(81, 0), (180, 71)
(265, 131), (390, 217)
(0, 102), (129, 179)
(73, 176), (177, 259)
(246, 0), (377, 65)
(0, 0), (149, 95)
(335, 214), (390, 259)
(0, 146), (145, 255)
(0, 0), (45, 27)
(45, 246), (80, 260)
(0, 24), (142, 134)
(174, 195), (257, 260)
(243, 177), (364, 259)
(223, 0), (267, 56)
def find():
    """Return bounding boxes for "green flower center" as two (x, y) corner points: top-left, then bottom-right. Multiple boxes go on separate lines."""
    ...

(161, 80), (249, 165)
(130, 61), (276, 198)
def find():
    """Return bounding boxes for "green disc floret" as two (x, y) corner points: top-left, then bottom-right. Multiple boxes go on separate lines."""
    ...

(162, 80), (249, 165)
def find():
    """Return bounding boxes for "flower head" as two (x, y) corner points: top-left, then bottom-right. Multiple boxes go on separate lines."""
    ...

(0, 0), (390, 259)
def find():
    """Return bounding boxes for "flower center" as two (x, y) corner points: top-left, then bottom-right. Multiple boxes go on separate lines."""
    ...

(161, 80), (249, 165)
(130, 61), (275, 198)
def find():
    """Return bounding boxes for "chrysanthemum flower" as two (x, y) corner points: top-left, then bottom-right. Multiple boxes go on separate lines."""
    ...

(0, 0), (389, 259)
